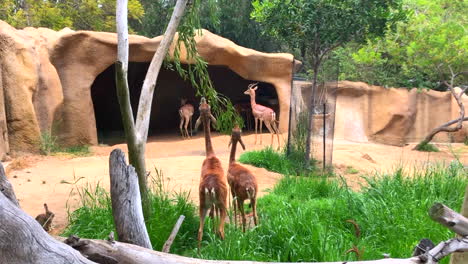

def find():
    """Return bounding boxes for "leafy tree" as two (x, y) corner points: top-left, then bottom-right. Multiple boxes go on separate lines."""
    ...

(251, 0), (407, 162)
(137, 0), (280, 52)
(0, 0), (144, 32)
(343, 0), (467, 89)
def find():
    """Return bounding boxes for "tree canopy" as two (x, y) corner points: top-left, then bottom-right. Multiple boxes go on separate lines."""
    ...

(339, 0), (467, 89)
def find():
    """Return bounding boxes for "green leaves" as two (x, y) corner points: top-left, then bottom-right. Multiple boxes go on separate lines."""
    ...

(0, 0), (145, 32)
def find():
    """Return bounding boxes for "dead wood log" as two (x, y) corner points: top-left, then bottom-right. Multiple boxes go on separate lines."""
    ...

(0, 161), (19, 206)
(109, 149), (152, 249)
(429, 203), (468, 237)
(162, 215), (185, 253)
(60, 235), (422, 264)
(0, 191), (94, 264)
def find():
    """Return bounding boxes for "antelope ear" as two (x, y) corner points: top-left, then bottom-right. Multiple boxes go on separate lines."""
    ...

(209, 113), (217, 124)
(195, 116), (201, 131)
(253, 86), (258, 91)
(239, 138), (246, 150)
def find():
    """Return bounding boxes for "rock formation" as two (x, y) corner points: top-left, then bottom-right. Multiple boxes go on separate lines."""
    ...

(0, 20), (295, 159)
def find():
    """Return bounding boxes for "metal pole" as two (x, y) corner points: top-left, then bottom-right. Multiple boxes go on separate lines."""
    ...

(286, 58), (295, 156)
(323, 102), (326, 171)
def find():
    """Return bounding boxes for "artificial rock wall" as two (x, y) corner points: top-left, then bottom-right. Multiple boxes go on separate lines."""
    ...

(333, 81), (468, 146)
(0, 20), (295, 158)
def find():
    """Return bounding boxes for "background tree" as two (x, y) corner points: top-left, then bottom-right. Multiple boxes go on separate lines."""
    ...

(136, 0), (280, 52)
(337, 0), (467, 89)
(0, 0), (144, 32)
(251, 0), (407, 163)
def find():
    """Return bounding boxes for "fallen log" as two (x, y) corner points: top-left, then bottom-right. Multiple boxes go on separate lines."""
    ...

(0, 190), (94, 264)
(61, 235), (422, 264)
(0, 161), (19, 206)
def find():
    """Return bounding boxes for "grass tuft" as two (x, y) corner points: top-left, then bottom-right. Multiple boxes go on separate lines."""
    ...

(39, 132), (91, 157)
(238, 147), (316, 176)
(415, 141), (440, 152)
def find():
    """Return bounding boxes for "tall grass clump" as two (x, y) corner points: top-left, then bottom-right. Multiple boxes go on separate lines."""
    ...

(62, 169), (199, 254)
(238, 147), (316, 176)
(414, 141), (440, 152)
(39, 132), (91, 157)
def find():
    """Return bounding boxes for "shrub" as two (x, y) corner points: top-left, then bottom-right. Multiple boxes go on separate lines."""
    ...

(415, 141), (440, 152)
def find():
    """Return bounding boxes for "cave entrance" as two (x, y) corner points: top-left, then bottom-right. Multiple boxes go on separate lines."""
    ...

(91, 63), (278, 145)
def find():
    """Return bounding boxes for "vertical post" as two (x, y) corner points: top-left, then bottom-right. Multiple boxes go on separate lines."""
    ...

(322, 102), (326, 171)
(286, 58), (295, 156)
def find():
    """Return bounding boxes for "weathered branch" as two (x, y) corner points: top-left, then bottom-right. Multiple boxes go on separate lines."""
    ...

(416, 70), (467, 147)
(162, 215), (185, 253)
(0, 162), (19, 206)
(423, 238), (468, 264)
(429, 203), (468, 237)
(0, 191), (94, 264)
(109, 149), (152, 249)
(61, 235), (422, 264)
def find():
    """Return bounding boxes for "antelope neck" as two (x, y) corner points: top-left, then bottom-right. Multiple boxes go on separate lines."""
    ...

(249, 92), (257, 108)
(229, 139), (238, 164)
(202, 115), (215, 156)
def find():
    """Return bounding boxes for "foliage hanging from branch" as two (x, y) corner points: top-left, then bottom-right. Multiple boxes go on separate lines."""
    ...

(169, 0), (243, 133)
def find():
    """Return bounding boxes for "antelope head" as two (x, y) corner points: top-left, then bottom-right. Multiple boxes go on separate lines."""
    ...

(195, 97), (216, 130)
(244, 82), (259, 95)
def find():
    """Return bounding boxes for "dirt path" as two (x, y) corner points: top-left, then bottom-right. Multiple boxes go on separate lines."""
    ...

(4, 132), (468, 234)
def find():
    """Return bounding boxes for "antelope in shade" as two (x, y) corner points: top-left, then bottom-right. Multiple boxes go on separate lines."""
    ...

(244, 83), (281, 147)
(194, 98), (228, 249)
(227, 125), (258, 232)
(179, 98), (194, 138)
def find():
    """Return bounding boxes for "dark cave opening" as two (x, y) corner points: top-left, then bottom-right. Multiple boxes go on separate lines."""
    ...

(91, 63), (278, 145)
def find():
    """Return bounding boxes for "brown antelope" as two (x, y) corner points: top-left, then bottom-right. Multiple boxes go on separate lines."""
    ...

(227, 125), (258, 232)
(179, 98), (194, 138)
(194, 98), (228, 249)
(244, 83), (280, 147)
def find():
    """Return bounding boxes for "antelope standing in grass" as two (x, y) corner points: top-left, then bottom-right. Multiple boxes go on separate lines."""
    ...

(227, 125), (258, 232)
(244, 83), (281, 147)
(195, 98), (228, 249)
(179, 98), (194, 138)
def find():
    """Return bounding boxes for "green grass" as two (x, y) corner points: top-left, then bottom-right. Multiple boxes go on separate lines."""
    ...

(345, 166), (359, 174)
(63, 162), (467, 263)
(238, 147), (316, 176)
(464, 136), (468, 146)
(415, 141), (440, 152)
(62, 172), (199, 255)
(39, 132), (91, 157)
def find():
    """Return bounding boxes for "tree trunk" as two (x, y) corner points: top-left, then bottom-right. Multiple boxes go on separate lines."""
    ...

(109, 149), (152, 249)
(305, 61), (320, 164)
(0, 191), (94, 264)
(115, 0), (189, 218)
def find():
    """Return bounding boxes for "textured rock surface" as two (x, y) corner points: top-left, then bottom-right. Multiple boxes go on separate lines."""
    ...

(333, 81), (468, 146)
(0, 20), (294, 155)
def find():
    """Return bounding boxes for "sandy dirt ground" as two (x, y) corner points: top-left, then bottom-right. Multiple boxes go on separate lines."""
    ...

(4, 132), (468, 234)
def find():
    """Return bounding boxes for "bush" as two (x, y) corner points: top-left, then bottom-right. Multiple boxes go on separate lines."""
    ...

(238, 147), (316, 176)
(415, 141), (440, 152)
(39, 132), (91, 157)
